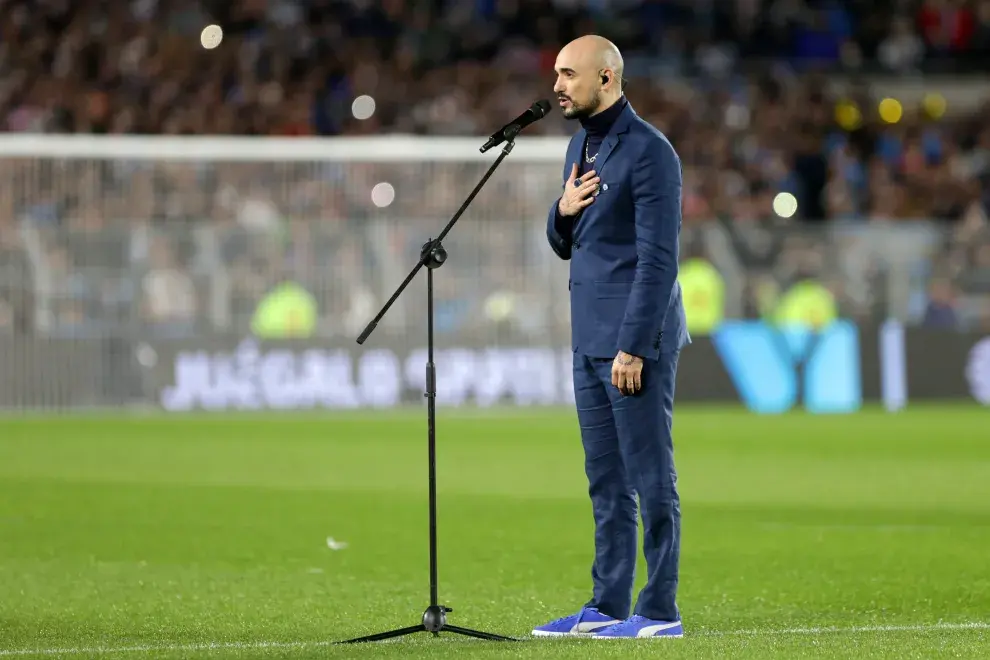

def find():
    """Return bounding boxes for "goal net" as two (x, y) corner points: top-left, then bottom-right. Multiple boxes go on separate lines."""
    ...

(0, 135), (579, 411)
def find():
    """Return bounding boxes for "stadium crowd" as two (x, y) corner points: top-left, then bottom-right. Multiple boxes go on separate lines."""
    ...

(0, 0), (989, 340)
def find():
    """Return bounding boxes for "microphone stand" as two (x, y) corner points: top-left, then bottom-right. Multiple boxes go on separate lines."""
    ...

(336, 137), (521, 644)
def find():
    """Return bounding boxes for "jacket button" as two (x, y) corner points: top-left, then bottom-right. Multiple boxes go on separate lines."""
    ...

(572, 241), (580, 249)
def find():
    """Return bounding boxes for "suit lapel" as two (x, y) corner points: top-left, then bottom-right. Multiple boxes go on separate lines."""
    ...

(593, 100), (636, 173)
(594, 133), (618, 172)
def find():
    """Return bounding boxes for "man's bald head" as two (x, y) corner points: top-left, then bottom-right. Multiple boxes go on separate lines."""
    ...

(563, 35), (624, 82)
(553, 35), (624, 120)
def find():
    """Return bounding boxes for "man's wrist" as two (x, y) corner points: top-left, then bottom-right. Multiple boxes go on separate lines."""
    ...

(615, 350), (642, 364)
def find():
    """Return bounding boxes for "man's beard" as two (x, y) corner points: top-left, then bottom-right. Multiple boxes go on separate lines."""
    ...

(559, 90), (602, 120)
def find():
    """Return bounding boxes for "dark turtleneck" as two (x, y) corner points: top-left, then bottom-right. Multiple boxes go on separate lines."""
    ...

(579, 95), (627, 178)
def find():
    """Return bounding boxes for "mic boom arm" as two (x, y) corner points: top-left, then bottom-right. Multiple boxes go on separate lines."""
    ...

(479, 99), (551, 153)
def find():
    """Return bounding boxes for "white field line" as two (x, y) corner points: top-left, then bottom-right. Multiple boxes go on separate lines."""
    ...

(0, 621), (987, 656)
(706, 621), (990, 636)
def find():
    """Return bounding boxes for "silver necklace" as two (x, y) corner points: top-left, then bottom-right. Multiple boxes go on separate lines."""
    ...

(584, 141), (596, 163)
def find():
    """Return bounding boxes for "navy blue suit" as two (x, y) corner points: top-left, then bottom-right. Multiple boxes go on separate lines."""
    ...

(546, 98), (690, 622)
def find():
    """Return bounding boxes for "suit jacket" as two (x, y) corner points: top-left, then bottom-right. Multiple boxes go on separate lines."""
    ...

(546, 100), (690, 361)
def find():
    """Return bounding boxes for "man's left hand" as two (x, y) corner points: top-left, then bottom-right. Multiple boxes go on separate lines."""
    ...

(612, 351), (643, 395)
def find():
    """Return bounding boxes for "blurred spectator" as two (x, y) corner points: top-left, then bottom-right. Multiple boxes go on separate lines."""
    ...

(140, 236), (197, 336)
(923, 278), (959, 327)
(0, 225), (33, 334)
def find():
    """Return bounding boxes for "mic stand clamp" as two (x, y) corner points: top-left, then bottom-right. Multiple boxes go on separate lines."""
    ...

(337, 138), (520, 644)
(422, 239), (447, 270)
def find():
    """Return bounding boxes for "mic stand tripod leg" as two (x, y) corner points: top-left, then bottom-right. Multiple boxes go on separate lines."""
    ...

(337, 141), (520, 644)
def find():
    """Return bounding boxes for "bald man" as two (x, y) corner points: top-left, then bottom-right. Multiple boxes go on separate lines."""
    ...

(532, 36), (690, 640)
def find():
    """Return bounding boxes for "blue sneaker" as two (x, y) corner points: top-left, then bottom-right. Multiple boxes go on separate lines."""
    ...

(531, 607), (622, 637)
(593, 615), (683, 638)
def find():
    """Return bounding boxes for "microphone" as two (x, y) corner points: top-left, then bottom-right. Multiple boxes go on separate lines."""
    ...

(479, 99), (551, 153)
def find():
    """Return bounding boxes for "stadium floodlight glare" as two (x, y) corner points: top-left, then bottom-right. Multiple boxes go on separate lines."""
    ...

(352, 95), (376, 120)
(370, 181), (395, 207)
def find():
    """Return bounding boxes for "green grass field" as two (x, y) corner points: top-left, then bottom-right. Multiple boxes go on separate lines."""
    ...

(0, 405), (988, 658)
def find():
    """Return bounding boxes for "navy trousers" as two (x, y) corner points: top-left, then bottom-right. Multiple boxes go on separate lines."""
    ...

(573, 350), (682, 622)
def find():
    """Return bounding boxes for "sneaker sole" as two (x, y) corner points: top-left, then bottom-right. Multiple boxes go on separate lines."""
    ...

(531, 630), (595, 637)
